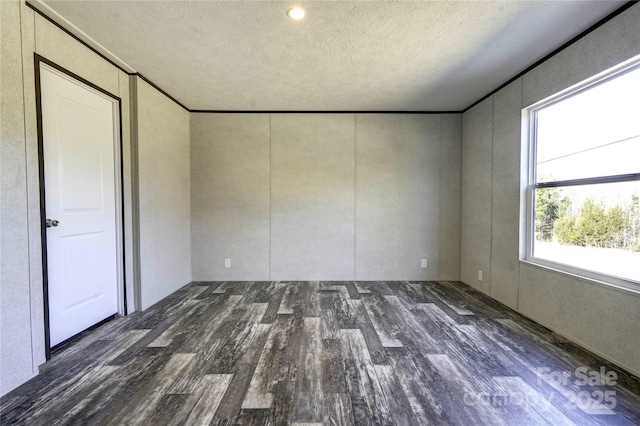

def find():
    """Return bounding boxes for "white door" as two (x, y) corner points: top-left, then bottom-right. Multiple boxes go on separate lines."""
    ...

(40, 64), (121, 347)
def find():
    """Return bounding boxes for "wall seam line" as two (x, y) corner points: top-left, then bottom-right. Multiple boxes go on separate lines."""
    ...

(459, 114), (464, 283)
(269, 113), (272, 282)
(129, 76), (141, 311)
(353, 114), (357, 281)
(439, 114), (444, 281)
(489, 96), (495, 296)
(19, 0), (36, 374)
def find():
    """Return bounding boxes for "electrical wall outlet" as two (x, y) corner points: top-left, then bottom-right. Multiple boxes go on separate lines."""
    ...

(421, 259), (428, 269)
(478, 270), (483, 281)
(224, 258), (231, 269)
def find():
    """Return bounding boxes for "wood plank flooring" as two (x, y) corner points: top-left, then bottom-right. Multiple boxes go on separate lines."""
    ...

(2, 280), (640, 425)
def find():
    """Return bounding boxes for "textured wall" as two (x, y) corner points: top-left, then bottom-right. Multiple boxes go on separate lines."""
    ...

(461, 97), (493, 293)
(522, 4), (640, 108)
(190, 113), (462, 281)
(191, 114), (270, 280)
(440, 115), (463, 281)
(271, 114), (355, 280)
(489, 79), (522, 310)
(20, 2), (45, 392)
(0, 0), (36, 395)
(355, 114), (441, 280)
(460, 3), (640, 375)
(137, 78), (191, 309)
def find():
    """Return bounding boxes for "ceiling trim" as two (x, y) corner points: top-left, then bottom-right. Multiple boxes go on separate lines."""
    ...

(136, 74), (190, 112)
(26, 0), (136, 74)
(463, 0), (637, 112)
(190, 110), (462, 114)
(27, 0), (637, 115)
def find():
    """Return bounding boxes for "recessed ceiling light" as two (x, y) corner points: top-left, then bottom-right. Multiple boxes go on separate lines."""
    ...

(287, 7), (306, 21)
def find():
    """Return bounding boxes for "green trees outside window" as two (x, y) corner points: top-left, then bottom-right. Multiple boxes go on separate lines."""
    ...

(535, 187), (640, 252)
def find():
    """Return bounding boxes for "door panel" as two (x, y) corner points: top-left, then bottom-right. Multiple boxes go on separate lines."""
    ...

(57, 97), (103, 211)
(40, 64), (120, 347)
(61, 232), (104, 310)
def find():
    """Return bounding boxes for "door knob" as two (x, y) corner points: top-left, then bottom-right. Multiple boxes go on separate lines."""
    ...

(45, 219), (60, 228)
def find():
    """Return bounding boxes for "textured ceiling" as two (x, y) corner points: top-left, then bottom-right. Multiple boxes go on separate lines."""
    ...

(42, 1), (626, 111)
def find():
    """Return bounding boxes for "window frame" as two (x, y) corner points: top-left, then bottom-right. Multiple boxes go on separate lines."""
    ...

(523, 55), (640, 292)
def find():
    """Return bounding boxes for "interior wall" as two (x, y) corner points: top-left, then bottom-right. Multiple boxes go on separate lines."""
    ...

(460, 97), (493, 294)
(439, 115), (463, 281)
(136, 78), (192, 309)
(271, 114), (355, 280)
(191, 113), (462, 281)
(1, 0), (35, 396)
(460, 2), (640, 376)
(191, 113), (271, 280)
(356, 114), (439, 280)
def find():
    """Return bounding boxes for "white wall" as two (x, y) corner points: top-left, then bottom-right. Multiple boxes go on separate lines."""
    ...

(1, 0), (35, 396)
(191, 113), (462, 281)
(356, 114), (449, 280)
(461, 97), (493, 294)
(271, 114), (356, 280)
(137, 78), (192, 309)
(191, 114), (271, 280)
(461, 2), (640, 376)
(440, 115), (463, 281)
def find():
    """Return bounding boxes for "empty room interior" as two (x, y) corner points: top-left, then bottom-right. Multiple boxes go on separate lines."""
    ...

(2, 0), (640, 424)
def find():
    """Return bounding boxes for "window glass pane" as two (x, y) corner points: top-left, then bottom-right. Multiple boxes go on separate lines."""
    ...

(533, 181), (640, 283)
(536, 66), (640, 183)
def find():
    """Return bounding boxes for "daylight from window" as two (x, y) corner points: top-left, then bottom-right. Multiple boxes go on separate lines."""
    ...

(532, 64), (640, 283)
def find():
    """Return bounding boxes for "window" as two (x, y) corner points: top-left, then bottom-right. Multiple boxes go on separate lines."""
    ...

(524, 57), (640, 288)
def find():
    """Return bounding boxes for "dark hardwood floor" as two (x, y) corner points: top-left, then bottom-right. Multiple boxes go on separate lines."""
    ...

(2, 280), (640, 425)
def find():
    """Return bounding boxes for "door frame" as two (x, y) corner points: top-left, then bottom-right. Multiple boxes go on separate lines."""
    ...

(34, 54), (127, 359)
